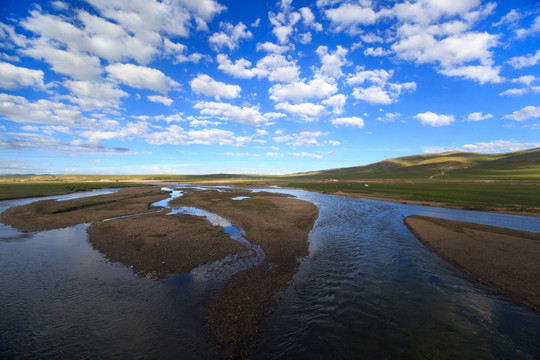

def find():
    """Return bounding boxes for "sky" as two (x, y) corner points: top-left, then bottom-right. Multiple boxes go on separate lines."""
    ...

(0, 0), (539, 175)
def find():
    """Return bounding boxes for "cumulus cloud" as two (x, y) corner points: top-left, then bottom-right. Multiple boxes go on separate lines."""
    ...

(415, 111), (454, 127)
(325, 3), (378, 34)
(330, 116), (365, 128)
(189, 74), (241, 100)
(216, 54), (267, 79)
(508, 50), (540, 69)
(467, 112), (492, 121)
(275, 102), (328, 121)
(315, 45), (349, 80)
(504, 106), (540, 122)
(147, 95), (173, 106)
(269, 78), (337, 103)
(0, 62), (44, 90)
(209, 22), (252, 51)
(256, 53), (300, 83)
(347, 68), (416, 104)
(64, 80), (129, 110)
(322, 94), (347, 114)
(193, 101), (266, 125)
(0, 93), (96, 128)
(106, 63), (179, 93)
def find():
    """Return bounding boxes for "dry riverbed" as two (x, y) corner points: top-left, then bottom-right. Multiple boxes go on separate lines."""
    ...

(1, 186), (319, 353)
(404, 215), (540, 312)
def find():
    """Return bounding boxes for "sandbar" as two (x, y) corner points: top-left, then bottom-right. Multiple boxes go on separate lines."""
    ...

(404, 215), (540, 312)
(169, 189), (319, 351)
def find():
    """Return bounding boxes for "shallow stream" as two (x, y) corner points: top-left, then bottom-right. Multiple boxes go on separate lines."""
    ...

(0, 186), (539, 359)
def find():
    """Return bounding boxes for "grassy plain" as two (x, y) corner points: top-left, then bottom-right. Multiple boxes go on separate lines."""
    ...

(1, 148), (538, 213)
(0, 181), (141, 200)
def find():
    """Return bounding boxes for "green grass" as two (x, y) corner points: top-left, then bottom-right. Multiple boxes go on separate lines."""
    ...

(286, 181), (540, 212)
(0, 182), (139, 200)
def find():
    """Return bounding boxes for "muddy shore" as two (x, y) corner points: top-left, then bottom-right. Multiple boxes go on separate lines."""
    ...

(404, 215), (540, 312)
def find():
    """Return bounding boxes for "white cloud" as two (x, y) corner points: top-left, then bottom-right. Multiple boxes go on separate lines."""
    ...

(290, 152), (323, 159)
(269, 78), (337, 103)
(352, 86), (392, 104)
(508, 50), (540, 69)
(188, 128), (236, 145)
(189, 74), (241, 100)
(275, 102), (328, 121)
(512, 75), (535, 86)
(256, 54), (300, 83)
(461, 140), (540, 153)
(209, 22), (252, 51)
(23, 42), (102, 80)
(415, 111), (454, 127)
(0, 93), (96, 128)
(269, 1), (301, 44)
(64, 80), (129, 110)
(325, 3), (378, 34)
(331, 116), (365, 128)
(315, 45), (349, 80)
(216, 54), (267, 79)
(514, 14), (540, 39)
(364, 47), (390, 56)
(499, 88), (528, 97)
(147, 95), (173, 106)
(299, 7), (323, 31)
(439, 64), (503, 84)
(146, 125), (188, 145)
(193, 101), (266, 125)
(256, 42), (291, 53)
(347, 67), (417, 104)
(322, 94), (347, 114)
(288, 131), (324, 148)
(106, 63), (179, 93)
(0, 62), (44, 90)
(504, 106), (540, 122)
(467, 112), (492, 121)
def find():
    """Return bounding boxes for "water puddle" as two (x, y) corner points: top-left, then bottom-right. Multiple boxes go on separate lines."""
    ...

(231, 196), (250, 201)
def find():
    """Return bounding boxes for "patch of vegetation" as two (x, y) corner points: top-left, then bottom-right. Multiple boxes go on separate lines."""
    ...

(0, 182), (141, 200)
(50, 200), (115, 214)
(230, 198), (279, 214)
(286, 181), (540, 212)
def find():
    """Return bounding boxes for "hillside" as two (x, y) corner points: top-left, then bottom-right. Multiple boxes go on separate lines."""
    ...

(301, 147), (540, 180)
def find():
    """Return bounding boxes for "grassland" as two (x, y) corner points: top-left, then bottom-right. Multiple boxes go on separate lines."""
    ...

(0, 181), (141, 200)
(1, 148), (538, 213)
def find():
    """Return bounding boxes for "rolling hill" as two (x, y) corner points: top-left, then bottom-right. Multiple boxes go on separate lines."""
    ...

(299, 147), (540, 180)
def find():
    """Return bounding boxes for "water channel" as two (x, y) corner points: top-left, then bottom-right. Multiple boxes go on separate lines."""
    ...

(0, 185), (538, 359)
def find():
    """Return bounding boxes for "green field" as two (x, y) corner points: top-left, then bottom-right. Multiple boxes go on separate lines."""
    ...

(0, 182), (140, 201)
(1, 148), (539, 213)
(284, 180), (540, 212)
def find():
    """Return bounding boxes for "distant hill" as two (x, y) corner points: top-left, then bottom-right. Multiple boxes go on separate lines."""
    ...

(298, 147), (540, 180)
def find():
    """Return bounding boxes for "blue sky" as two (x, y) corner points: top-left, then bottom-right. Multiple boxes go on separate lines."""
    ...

(0, 0), (539, 175)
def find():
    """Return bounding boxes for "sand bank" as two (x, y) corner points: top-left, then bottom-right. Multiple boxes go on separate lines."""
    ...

(404, 215), (540, 312)
(169, 189), (319, 351)
(1, 187), (169, 232)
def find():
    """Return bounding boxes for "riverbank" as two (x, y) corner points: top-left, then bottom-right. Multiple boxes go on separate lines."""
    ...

(404, 215), (540, 312)
(322, 189), (540, 217)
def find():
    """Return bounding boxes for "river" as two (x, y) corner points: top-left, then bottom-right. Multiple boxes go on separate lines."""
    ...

(0, 186), (538, 359)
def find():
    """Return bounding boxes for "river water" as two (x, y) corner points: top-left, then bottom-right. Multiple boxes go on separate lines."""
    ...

(0, 186), (539, 359)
